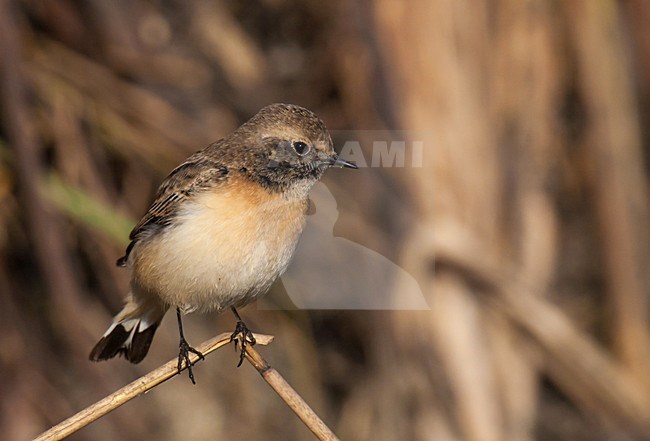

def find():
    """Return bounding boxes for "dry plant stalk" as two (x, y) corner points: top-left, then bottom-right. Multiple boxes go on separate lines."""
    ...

(244, 345), (340, 441)
(33, 333), (338, 441)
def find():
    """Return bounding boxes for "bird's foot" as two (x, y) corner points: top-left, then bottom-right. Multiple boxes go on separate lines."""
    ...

(177, 337), (204, 384)
(230, 320), (256, 367)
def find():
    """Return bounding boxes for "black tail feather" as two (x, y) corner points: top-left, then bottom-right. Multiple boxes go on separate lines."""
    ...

(89, 324), (130, 361)
(128, 323), (158, 363)
(89, 321), (159, 364)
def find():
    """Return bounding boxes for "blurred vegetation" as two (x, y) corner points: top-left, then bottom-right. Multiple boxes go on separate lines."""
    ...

(42, 173), (134, 246)
(1, 0), (650, 440)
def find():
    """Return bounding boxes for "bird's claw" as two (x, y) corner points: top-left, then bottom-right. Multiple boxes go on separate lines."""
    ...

(230, 320), (256, 367)
(177, 337), (204, 384)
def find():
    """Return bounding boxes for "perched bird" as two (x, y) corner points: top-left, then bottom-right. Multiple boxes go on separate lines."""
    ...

(89, 103), (357, 382)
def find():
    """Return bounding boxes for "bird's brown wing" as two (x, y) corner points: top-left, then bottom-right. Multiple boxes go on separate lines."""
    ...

(117, 153), (229, 267)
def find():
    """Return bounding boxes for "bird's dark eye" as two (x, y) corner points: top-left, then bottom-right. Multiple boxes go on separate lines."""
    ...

(292, 141), (311, 156)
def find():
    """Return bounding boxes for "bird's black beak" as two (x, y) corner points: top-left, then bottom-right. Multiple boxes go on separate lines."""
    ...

(329, 154), (358, 169)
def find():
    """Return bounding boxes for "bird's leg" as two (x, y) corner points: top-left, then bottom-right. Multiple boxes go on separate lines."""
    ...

(229, 307), (256, 367)
(176, 307), (204, 384)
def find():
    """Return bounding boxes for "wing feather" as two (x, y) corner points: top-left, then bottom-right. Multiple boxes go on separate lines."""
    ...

(117, 152), (229, 266)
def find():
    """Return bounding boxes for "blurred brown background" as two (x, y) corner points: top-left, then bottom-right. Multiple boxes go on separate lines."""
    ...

(1, 0), (650, 440)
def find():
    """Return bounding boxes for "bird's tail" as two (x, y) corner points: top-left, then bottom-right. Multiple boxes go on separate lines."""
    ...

(89, 293), (167, 364)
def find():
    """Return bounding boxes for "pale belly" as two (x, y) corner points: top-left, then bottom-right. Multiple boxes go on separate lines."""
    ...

(130, 187), (307, 312)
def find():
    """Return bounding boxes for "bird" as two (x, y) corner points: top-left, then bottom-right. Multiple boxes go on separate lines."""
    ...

(89, 103), (357, 383)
